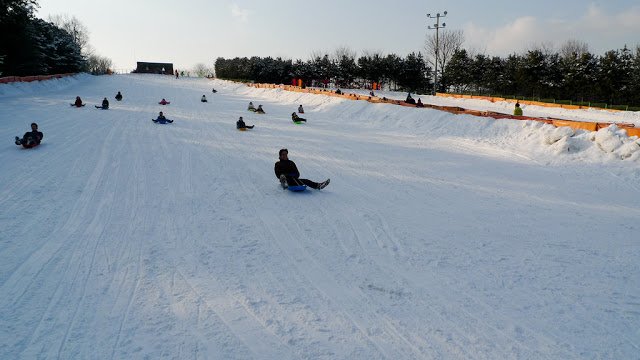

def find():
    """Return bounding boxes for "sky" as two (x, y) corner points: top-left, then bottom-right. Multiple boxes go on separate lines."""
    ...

(36, 0), (640, 72)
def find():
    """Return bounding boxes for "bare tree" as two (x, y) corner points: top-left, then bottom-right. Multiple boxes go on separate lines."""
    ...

(48, 14), (92, 56)
(559, 39), (589, 59)
(87, 54), (112, 74)
(192, 63), (211, 77)
(332, 46), (356, 62)
(424, 29), (464, 76)
(528, 41), (556, 57)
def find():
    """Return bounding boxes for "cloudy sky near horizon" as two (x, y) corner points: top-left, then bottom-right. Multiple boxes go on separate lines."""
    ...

(37, 0), (640, 71)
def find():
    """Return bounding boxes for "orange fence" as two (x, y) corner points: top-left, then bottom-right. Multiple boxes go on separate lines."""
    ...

(245, 83), (639, 137)
(436, 92), (625, 113)
(0, 73), (76, 84)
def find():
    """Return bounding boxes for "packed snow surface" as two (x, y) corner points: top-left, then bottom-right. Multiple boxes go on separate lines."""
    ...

(1, 74), (639, 359)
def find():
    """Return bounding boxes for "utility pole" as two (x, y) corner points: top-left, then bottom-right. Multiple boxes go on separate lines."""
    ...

(427, 11), (447, 95)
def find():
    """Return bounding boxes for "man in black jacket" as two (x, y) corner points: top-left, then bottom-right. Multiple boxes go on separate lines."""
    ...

(15, 123), (43, 147)
(96, 97), (109, 109)
(274, 148), (329, 189)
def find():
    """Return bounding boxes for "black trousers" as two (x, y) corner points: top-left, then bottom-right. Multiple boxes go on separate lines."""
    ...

(285, 176), (320, 189)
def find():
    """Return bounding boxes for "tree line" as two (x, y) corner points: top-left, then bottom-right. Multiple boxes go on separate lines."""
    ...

(0, 0), (112, 76)
(216, 35), (640, 107)
(214, 51), (433, 93)
(442, 45), (640, 107)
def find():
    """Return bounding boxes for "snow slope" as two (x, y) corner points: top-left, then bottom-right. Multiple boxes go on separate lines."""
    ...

(1, 74), (639, 359)
(341, 88), (640, 127)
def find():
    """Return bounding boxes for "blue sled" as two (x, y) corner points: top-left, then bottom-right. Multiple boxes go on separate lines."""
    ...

(287, 185), (307, 192)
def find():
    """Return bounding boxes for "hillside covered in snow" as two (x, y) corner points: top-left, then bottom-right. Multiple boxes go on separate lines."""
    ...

(1, 74), (638, 359)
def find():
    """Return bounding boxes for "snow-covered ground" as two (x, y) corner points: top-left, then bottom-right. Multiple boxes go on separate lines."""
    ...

(1, 74), (639, 359)
(340, 88), (640, 127)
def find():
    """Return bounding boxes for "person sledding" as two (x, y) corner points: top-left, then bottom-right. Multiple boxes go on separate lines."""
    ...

(274, 148), (329, 190)
(115, 91), (123, 101)
(247, 102), (256, 111)
(405, 93), (416, 104)
(15, 122), (43, 148)
(95, 97), (109, 109)
(236, 116), (254, 130)
(158, 98), (170, 105)
(297, 105), (304, 114)
(291, 112), (306, 123)
(255, 105), (265, 114)
(152, 111), (173, 124)
(71, 96), (85, 107)
(416, 98), (424, 108)
(513, 102), (523, 116)
(212, 88), (217, 93)
(201, 95), (208, 103)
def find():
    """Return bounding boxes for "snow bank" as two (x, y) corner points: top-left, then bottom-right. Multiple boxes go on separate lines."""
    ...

(224, 80), (640, 165)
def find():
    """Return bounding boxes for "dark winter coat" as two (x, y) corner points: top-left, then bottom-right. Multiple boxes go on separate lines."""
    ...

(102, 99), (109, 108)
(274, 159), (300, 179)
(22, 130), (43, 144)
(291, 113), (306, 122)
(74, 98), (83, 107)
(115, 92), (123, 101)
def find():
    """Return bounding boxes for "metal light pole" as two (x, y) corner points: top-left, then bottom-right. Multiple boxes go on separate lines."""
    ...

(427, 11), (446, 95)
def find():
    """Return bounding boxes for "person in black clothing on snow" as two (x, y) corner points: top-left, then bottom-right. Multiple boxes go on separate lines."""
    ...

(201, 95), (208, 102)
(15, 122), (43, 147)
(115, 91), (123, 101)
(96, 97), (109, 109)
(274, 148), (329, 190)
(152, 111), (173, 123)
(405, 92), (415, 104)
(291, 112), (306, 122)
(236, 116), (254, 129)
(72, 96), (84, 107)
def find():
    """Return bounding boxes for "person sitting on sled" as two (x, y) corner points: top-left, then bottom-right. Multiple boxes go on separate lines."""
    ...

(416, 98), (424, 108)
(514, 102), (523, 116)
(236, 116), (254, 129)
(159, 98), (170, 105)
(96, 97), (109, 109)
(255, 105), (265, 114)
(152, 111), (173, 123)
(201, 95), (208, 103)
(298, 104), (304, 114)
(115, 91), (123, 101)
(274, 148), (329, 190)
(15, 122), (43, 147)
(73, 96), (84, 107)
(247, 102), (256, 111)
(212, 88), (217, 93)
(405, 92), (415, 104)
(291, 112), (306, 122)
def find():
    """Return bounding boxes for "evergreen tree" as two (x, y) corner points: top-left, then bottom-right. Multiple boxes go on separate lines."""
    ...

(629, 46), (640, 105)
(598, 49), (626, 104)
(442, 49), (472, 93)
(382, 54), (403, 91)
(398, 52), (430, 93)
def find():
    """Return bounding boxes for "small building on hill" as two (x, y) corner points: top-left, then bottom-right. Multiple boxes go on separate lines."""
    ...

(134, 62), (174, 75)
